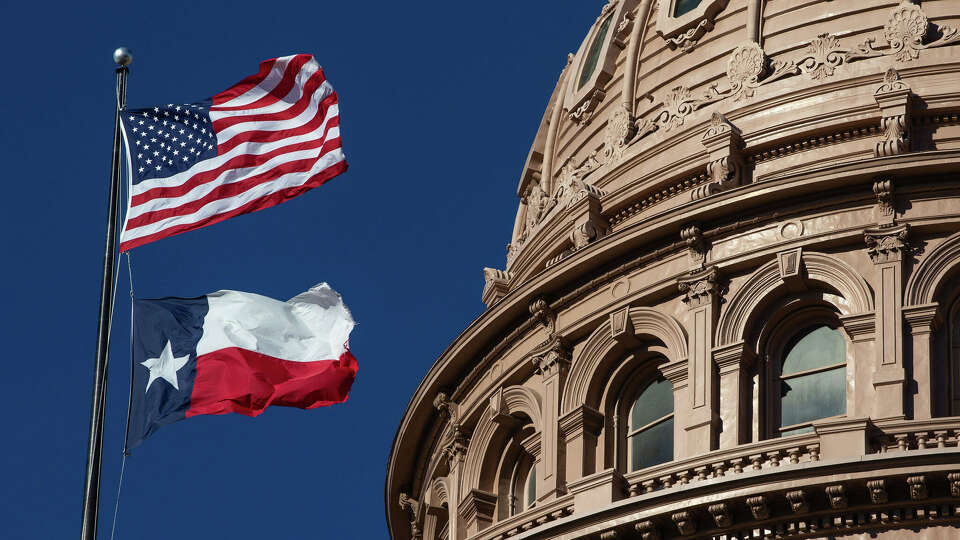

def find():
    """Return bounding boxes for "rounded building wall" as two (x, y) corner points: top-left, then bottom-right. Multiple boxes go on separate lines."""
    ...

(387, 1), (960, 539)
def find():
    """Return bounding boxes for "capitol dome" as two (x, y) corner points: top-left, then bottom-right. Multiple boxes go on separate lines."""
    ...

(387, 1), (960, 538)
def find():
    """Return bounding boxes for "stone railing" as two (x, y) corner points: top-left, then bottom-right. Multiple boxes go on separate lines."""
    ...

(480, 495), (573, 540)
(623, 434), (821, 496)
(874, 417), (960, 453)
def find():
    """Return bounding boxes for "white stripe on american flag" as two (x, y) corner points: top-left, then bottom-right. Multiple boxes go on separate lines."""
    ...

(119, 54), (346, 251)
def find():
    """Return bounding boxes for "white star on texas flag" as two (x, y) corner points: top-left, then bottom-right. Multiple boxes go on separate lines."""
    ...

(141, 340), (189, 393)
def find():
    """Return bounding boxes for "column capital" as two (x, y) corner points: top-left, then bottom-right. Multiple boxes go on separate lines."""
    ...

(658, 357), (689, 386)
(558, 405), (605, 439)
(712, 341), (756, 373)
(903, 303), (942, 334)
(678, 266), (720, 308)
(864, 223), (910, 264)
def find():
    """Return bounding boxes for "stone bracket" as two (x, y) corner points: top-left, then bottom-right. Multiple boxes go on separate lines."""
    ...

(874, 68), (913, 157)
(694, 112), (746, 200)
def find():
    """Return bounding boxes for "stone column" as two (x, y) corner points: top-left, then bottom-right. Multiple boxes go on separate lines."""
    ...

(903, 303), (942, 419)
(559, 405), (604, 481)
(677, 266), (721, 455)
(533, 345), (569, 501)
(434, 393), (467, 540)
(864, 224), (910, 420)
(713, 342), (755, 448)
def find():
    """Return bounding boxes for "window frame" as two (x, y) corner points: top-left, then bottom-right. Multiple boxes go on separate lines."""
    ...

(763, 309), (850, 438)
(563, 0), (637, 121)
(656, 0), (729, 49)
(616, 360), (675, 473)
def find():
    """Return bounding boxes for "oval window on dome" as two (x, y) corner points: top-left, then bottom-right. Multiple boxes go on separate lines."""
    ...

(673, 0), (704, 17)
(578, 15), (613, 90)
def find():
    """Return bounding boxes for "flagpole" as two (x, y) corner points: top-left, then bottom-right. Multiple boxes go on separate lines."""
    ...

(81, 47), (131, 540)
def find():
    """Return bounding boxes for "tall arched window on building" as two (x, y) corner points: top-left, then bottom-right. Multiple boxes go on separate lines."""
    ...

(577, 14), (613, 90)
(773, 324), (847, 436)
(495, 424), (538, 519)
(626, 375), (674, 471)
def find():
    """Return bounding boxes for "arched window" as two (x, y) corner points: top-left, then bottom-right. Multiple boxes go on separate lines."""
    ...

(494, 423), (538, 519)
(775, 324), (847, 436)
(627, 376), (674, 471)
(577, 14), (613, 90)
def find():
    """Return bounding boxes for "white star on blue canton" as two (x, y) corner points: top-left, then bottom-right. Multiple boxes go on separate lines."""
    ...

(141, 340), (189, 393)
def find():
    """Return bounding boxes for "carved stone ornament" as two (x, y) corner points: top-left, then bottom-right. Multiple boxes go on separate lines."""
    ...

(948, 472), (960, 497)
(599, 530), (619, 540)
(569, 220), (599, 250)
(554, 157), (604, 208)
(569, 88), (607, 125)
(777, 248), (803, 280)
(873, 179), (895, 220)
(522, 180), (553, 236)
(529, 298), (557, 335)
(442, 426), (469, 464)
(679, 266), (719, 308)
(532, 343), (571, 378)
(875, 69), (912, 157)
(481, 267), (512, 308)
(907, 474), (928, 500)
(398, 493), (422, 540)
(635, 520), (661, 540)
(865, 223), (910, 264)
(671, 510), (696, 535)
(667, 19), (714, 53)
(866, 479), (888, 504)
(826, 484), (848, 509)
(785, 489), (809, 514)
(746, 495), (770, 520)
(847, 1), (960, 62)
(681, 225), (708, 269)
(601, 102), (636, 165)
(726, 42), (766, 100)
(696, 113), (745, 200)
(433, 392), (457, 422)
(708, 503), (733, 528)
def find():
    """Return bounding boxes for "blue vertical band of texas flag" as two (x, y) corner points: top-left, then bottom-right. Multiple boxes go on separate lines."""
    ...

(119, 54), (347, 252)
(127, 284), (358, 450)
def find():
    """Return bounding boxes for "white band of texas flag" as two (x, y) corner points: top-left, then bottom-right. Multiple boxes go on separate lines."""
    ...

(127, 283), (357, 449)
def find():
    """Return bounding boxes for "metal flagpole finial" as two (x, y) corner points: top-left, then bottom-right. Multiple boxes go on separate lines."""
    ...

(113, 47), (133, 66)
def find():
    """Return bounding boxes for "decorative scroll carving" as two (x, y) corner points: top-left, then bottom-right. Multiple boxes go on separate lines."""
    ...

(671, 511), (696, 535)
(949, 472), (960, 497)
(826, 484), (848, 509)
(875, 69), (912, 157)
(433, 392), (457, 423)
(679, 266), (719, 308)
(398, 493), (422, 540)
(695, 113), (745, 200)
(555, 157), (604, 208)
(635, 520), (661, 540)
(569, 88), (607, 125)
(865, 223), (910, 264)
(481, 267), (512, 308)
(569, 221), (599, 250)
(681, 225), (708, 269)
(709, 503), (733, 527)
(786, 490), (809, 514)
(667, 19), (714, 53)
(747, 495), (770, 520)
(847, 1), (960, 63)
(601, 102), (636, 165)
(873, 180), (895, 220)
(868, 479), (889, 504)
(907, 475), (928, 500)
(726, 42), (766, 101)
(529, 298), (557, 335)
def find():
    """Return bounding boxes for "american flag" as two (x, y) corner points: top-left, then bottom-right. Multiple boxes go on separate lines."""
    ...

(119, 54), (346, 251)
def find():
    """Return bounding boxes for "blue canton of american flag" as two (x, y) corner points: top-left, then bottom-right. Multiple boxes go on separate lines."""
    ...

(126, 103), (217, 181)
(119, 54), (346, 251)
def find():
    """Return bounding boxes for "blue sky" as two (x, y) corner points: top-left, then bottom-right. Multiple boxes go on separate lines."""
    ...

(0, 2), (605, 538)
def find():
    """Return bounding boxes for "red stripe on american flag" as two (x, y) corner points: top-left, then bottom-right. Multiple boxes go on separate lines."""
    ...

(120, 54), (347, 251)
(119, 160), (347, 252)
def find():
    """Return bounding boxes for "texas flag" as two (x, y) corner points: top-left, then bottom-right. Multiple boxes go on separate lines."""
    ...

(127, 283), (357, 449)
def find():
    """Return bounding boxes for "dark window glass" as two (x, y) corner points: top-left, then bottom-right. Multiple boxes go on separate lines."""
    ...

(673, 0), (703, 17)
(628, 376), (674, 471)
(630, 416), (674, 471)
(578, 15), (613, 89)
(778, 325), (846, 433)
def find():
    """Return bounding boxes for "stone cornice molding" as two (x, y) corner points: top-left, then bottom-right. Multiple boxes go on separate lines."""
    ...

(712, 341), (756, 374)
(558, 405), (605, 439)
(839, 311), (877, 342)
(562, 307), (688, 412)
(905, 229), (960, 305)
(717, 252), (875, 346)
(902, 303), (943, 334)
(457, 488), (496, 524)
(658, 357), (689, 386)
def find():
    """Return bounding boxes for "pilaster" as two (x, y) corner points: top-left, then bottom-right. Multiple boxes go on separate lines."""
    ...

(659, 358), (689, 458)
(864, 223), (910, 420)
(677, 265), (721, 455)
(559, 405), (604, 481)
(713, 341), (756, 448)
(902, 303), (942, 419)
(458, 489), (497, 537)
(529, 298), (569, 501)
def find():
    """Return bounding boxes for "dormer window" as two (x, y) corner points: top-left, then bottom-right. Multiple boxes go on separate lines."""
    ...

(578, 15), (613, 90)
(657, 0), (728, 52)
